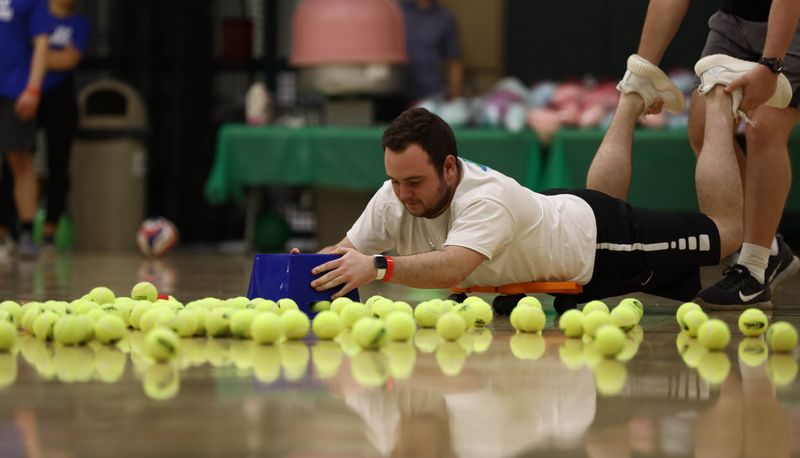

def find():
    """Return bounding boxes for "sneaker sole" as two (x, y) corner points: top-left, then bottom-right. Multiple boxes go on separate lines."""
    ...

(626, 54), (686, 114)
(694, 297), (773, 312)
(694, 54), (792, 108)
(771, 255), (800, 293)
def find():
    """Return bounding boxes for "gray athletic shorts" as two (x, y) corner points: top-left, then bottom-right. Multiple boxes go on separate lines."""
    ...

(701, 10), (800, 108)
(0, 96), (36, 155)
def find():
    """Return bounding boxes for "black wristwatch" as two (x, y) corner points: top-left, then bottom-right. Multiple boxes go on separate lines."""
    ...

(373, 255), (388, 280)
(758, 57), (784, 74)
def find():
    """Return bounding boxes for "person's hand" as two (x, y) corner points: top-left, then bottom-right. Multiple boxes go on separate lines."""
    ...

(310, 246), (375, 299)
(14, 90), (39, 121)
(725, 64), (778, 117)
(289, 248), (301, 254)
(644, 98), (665, 115)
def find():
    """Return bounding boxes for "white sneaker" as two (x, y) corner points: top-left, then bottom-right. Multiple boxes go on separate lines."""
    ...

(616, 54), (686, 114)
(694, 54), (793, 125)
(0, 236), (14, 262)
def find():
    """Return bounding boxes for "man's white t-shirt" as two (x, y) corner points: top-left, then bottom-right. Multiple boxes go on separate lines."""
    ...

(346, 159), (598, 287)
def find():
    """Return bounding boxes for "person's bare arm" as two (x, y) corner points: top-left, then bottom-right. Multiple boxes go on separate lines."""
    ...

(446, 59), (464, 99)
(636, 0), (691, 64)
(311, 245), (486, 299)
(15, 35), (48, 120)
(47, 44), (83, 71)
(318, 237), (355, 254)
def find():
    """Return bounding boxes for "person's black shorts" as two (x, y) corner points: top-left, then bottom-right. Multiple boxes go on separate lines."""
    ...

(0, 96), (36, 155)
(544, 189), (721, 303)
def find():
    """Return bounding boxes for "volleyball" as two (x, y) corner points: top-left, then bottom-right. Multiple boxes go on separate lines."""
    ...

(136, 218), (179, 257)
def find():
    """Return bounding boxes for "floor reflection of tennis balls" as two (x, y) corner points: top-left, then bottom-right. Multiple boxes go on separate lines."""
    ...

(340, 302), (369, 328)
(230, 340), (255, 371)
(144, 327), (180, 362)
(0, 354), (17, 388)
(311, 341), (343, 379)
(353, 317), (389, 350)
(204, 308), (232, 338)
(583, 300), (609, 315)
(738, 308), (769, 337)
(414, 301), (443, 328)
(253, 346), (282, 383)
(682, 309), (708, 337)
(559, 339), (585, 370)
(94, 347), (127, 383)
(311, 301), (331, 313)
(456, 332), (475, 355)
(32, 311), (58, 342)
(131, 281), (157, 302)
(558, 309), (584, 337)
(437, 312), (467, 341)
(469, 327), (493, 353)
(680, 337), (706, 369)
(510, 305), (545, 333)
(615, 336), (640, 362)
(697, 318), (731, 350)
(0, 301), (21, 325)
(0, 322), (16, 352)
(766, 321), (798, 352)
(277, 298), (299, 315)
(738, 337), (768, 367)
(436, 341), (467, 376)
(230, 309), (259, 339)
(583, 310), (612, 338)
(382, 341), (416, 379)
(205, 338), (231, 367)
(178, 338), (204, 368)
(594, 325), (626, 357)
(617, 298), (644, 321)
(330, 297), (353, 315)
(143, 363), (180, 400)
(385, 312), (416, 342)
(251, 312), (281, 345)
(94, 315), (127, 344)
(676, 302), (701, 329)
(610, 306), (637, 331)
(171, 310), (200, 338)
(697, 351), (731, 386)
(351, 351), (389, 387)
(280, 341), (310, 381)
(413, 328), (442, 353)
(594, 359), (627, 396)
(767, 354), (798, 387)
(312, 311), (343, 340)
(55, 345), (94, 382)
(89, 286), (116, 305)
(392, 301), (414, 316)
(509, 333), (545, 360)
(335, 330), (362, 356)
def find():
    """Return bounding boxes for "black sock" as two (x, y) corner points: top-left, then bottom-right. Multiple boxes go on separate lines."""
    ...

(20, 222), (33, 234)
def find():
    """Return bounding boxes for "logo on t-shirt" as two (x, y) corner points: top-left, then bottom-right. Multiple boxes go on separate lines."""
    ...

(49, 25), (73, 47)
(0, 0), (14, 21)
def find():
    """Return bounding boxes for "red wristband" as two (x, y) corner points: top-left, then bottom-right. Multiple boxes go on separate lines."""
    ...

(24, 86), (41, 97)
(382, 255), (394, 282)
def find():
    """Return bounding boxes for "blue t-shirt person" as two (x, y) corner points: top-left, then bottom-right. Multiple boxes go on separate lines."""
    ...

(0, 0), (50, 98)
(41, 7), (89, 91)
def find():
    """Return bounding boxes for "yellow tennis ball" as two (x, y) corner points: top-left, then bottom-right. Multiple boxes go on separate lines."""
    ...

(558, 309), (584, 337)
(583, 300), (609, 315)
(21, 304), (44, 334)
(0, 322), (16, 351)
(144, 327), (180, 362)
(225, 296), (250, 309)
(583, 310), (612, 337)
(0, 301), (21, 325)
(312, 311), (343, 340)
(340, 302), (369, 328)
(453, 303), (477, 328)
(594, 325), (626, 357)
(697, 318), (730, 350)
(468, 300), (493, 326)
(277, 298), (299, 315)
(141, 308), (176, 334)
(253, 299), (279, 314)
(311, 301), (331, 313)
(53, 316), (85, 346)
(131, 281), (157, 302)
(251, 312), (281, 344)
(517, 296), (543, 309)
(766, 321), (798, 352)
(385, 311), (416, 342)
(392, 301), (413, 316)
(204, 308), (232, 337)
(330, 297), (353, 314)
(280, 310), (310, 339)
(364, 295), (386, 310)
(32, 311), (59, 341)
(89, 286), (116, 305)
(230, 309), (259, 339)
(681, 309), (708, 337)
(510, 305), (546, 333)
(509, 333), (545, 360)
(352, 317), (389, 350)
(370, 299), (395, 319)
(94, 315), (127, 344)
(0, 311), (15, 330)
(738, 308), (769, 337)
(436, 312), (467, 341)
(698, 352), (731, 386)
(738, 337), (768, 367)
(414, 301), (444, 328)
(610, 306), (637, 331)
(676, 302), (701, 329)
(171, 310), (200, 337)
(617, 298), (644, 320)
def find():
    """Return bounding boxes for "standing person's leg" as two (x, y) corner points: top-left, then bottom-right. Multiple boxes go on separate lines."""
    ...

(0, 158), (15, 259)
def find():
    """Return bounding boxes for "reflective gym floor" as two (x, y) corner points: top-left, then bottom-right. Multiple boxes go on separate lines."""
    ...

(0, 253), (799, 457)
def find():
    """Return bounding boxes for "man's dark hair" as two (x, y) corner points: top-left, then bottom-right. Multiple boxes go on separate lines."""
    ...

(382, 108), (458, 175)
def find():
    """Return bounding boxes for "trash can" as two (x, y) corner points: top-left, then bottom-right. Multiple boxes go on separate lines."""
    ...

(71, 79), (147, 252)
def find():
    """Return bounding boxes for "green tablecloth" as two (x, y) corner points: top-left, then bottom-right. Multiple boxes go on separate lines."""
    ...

(205, 124), (543, 205)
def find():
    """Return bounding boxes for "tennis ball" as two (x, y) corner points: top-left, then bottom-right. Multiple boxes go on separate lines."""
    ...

(618, 298), (644, 319)
(0, 301), (21, 325)
(143, 327), (180, 362)
(141, 308), (176, 333)
(131, 282), (157, 302)
(583, 310), (613, 338)
(94, 315), (126, 344)
(392, 301), (414, 316)
(251, 312), (281, 344)
(610, 306), (637, 331)
(21, 305), (44, 334)
(583, 300), (609, 315)
(53, 316), (85, 346)
(462, 296), (484, 305)
(697, 319), (731, 350)
(766, 321), (798, 352)
(594, 325), (626, 357)
(364, 295), (386, 310)
(340, 302), (369, 328)
(468, 300), (493, 326)
(382, 341), (416, 379)
(226, 296), (250, 308)
(32, 311), (58, 341)
(676, 302), (701, 329)
(413, 329), (441, 353)
(682, 309), (708, 337)
(277, 298), (299, 315)
(171, 310), (200, 337)
(385, 311), (416, 342)
(311, 301), (331, 313)
(436, 312), (467, 341)
(594, 359), (627, 396)
(311, 341), (343, 379)
(738, 337), (768, 367)
(517, 296), (543, 309)
(0, 310), (16, 328)
(0, 322), (16, 351)
(230, 309), (259, 339)
(512, 305), (546, 333)
(767, 354), (798, 387)
(330, 297), (353, 314)
(312, 311), (343, 340)
(698, 352), (731, 386)
(352, 317), (388, 350)
(414, 301), (444, 328)
(509, 333), (545, 360)
(204, 308), (232, 337)
(89, 286), (116, 305)
(453, 303), (477, 328)
(436, 341), (467, 376)
(100, 304), (123, 320)
(557, 309), (583, 337)
(369, 299), (394, 319)
(280, 310), (310, 339)
(128, 301), (153, 329)
(738, 308), (769, 337)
